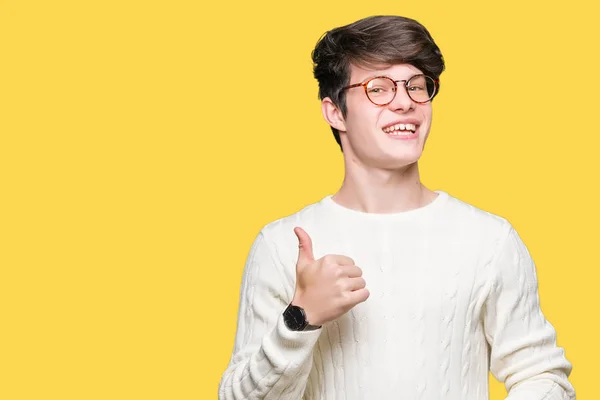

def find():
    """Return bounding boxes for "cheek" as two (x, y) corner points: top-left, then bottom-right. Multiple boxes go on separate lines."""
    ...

(419, 107), (433, 127)
(345, 101), (380, 133)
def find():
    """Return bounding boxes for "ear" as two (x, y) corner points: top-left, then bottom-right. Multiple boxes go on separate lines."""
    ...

(321, 97), (346, 132)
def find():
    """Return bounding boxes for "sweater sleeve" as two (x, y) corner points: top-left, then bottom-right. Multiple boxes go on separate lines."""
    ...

(218, 231), (322, 400)
(482, 226), (575, 400)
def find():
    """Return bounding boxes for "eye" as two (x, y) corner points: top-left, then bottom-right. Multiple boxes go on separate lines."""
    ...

(367, 87), (389, 94)
(407, 85), (426, 92)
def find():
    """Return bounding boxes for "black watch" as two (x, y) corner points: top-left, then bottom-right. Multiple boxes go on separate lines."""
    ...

(282, 304), (321, 331)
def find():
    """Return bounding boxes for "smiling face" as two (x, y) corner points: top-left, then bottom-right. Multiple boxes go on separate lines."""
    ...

(323, 63), (434, 170)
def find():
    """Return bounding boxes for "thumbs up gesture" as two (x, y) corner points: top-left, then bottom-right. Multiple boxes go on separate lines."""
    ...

(291, 227), (370, 327)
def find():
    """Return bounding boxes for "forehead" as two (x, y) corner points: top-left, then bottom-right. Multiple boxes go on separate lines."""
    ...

(350, 63), (424, 82)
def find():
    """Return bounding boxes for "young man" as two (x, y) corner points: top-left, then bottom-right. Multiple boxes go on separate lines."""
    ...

(218, 15), (575, 400)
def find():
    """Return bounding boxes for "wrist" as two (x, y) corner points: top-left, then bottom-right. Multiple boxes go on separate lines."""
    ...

(282, 303), (322, 331)
(291, 293), (322, 326)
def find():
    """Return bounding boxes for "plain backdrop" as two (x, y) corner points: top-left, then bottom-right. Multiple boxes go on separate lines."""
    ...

(1, 0), (597, 399)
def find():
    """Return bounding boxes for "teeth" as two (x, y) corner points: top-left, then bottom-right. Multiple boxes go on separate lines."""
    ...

(383, 123), (416, 133)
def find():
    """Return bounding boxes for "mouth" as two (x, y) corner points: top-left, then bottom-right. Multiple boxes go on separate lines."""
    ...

(382, 122), (418, 139)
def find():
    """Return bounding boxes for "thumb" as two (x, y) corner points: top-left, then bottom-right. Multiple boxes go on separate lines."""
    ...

(294, 227), (315, 266)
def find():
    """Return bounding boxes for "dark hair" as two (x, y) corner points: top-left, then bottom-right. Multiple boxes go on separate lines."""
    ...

(311, 15), (445, 151)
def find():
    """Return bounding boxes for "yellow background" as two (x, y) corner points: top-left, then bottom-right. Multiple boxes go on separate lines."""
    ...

(1, 0), (596, 399)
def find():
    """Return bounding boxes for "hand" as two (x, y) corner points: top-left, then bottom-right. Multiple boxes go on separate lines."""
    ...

(291, 227), (370, 326)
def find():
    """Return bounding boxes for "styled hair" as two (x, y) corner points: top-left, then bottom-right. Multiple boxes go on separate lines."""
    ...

(311, 15), (445, 150)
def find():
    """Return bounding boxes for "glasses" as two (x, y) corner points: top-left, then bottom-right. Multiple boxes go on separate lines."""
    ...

(342, 74), (438, 106)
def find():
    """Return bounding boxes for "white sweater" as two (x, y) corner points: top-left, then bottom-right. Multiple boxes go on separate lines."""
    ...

(218, 191), (575, 400)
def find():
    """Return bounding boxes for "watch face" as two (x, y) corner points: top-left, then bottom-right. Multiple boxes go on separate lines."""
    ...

(283, 305), (307, 331)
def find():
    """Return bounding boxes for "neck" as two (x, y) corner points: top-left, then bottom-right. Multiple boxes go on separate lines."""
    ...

(333, 160), (437, 214)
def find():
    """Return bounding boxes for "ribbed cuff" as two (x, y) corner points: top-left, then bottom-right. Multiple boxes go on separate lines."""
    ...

(262, 314), (322, 369)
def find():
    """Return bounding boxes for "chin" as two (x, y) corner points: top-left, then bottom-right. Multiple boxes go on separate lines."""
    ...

(346, 139), (424, 169)
(374, 154), (421, 170)
(386, 148), (423, 166)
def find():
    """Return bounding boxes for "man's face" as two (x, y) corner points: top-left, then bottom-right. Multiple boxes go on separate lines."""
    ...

(334, 63), (434, 169)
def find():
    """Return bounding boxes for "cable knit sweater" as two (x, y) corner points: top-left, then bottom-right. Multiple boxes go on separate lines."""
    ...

(218, 191), (575, 400)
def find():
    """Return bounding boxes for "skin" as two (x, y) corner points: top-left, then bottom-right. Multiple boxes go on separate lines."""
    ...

(292, 63), (439, 327)
(323, 63), (439, 213)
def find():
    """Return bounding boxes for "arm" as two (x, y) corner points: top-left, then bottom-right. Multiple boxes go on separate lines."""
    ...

(483, 225), (575, 400)
(218, 231), (321, 400)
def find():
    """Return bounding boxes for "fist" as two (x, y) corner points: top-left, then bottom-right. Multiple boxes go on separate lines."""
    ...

(292, 227), (370, 326)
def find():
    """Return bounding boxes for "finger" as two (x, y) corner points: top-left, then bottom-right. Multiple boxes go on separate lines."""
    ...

(294, 227), (315, 266)
(329, 254), (355, 266)
(346, 277), (366, 291)
(348, 288), (370, 305)
(340, 265), (363, 278)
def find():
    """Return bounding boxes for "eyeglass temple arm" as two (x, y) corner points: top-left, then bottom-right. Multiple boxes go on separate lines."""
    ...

(343, 83), (364, 90)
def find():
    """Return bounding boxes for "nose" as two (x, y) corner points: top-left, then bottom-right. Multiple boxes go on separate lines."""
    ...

(386, 85), (414, 112)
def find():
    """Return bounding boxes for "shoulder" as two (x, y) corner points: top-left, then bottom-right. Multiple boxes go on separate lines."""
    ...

(441, 191), (513, 235)
(435, 192), (531, 287)
(257, 196), (330, 248)
(435, 191), (516, 258)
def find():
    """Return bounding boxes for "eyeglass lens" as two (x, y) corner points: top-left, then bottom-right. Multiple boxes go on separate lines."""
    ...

(366, 76), (436, 104)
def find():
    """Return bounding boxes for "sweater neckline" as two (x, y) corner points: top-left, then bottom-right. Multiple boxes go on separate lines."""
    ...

(320, 190), (449, 221)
